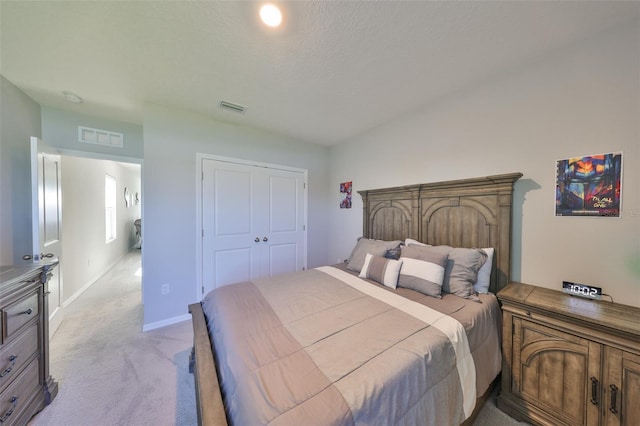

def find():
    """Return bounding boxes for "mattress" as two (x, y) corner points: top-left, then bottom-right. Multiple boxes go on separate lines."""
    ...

(201, 264), (502, 425)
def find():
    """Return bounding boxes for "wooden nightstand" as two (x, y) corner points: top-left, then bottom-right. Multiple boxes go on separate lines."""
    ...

(497, 282), (640, 426)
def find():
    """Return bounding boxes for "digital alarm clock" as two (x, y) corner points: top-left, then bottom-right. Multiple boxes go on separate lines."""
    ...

(562, 281), (602, 299)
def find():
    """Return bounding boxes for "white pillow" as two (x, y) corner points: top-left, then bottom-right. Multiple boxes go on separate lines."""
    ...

(359, 253), (403, 289)
(404, 238), (428, 247)
(473, 248), (494, 294)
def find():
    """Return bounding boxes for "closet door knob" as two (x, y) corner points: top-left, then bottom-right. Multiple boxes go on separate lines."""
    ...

(255, 237), (260, 243)
(263, 237), (268, 242)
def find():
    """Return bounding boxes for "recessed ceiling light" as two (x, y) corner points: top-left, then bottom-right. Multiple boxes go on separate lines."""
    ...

(260, 4), (282, 27)
(62, 91), (83, 103)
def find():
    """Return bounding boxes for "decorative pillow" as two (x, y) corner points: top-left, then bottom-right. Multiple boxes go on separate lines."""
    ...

(429, 245), (488, 301)
(397, 245), (449, 298)
(473, 248), (494, 294)
(385, 242), (404, 260)
(359, 253), (403, 289)
(346, 238), (402, 272)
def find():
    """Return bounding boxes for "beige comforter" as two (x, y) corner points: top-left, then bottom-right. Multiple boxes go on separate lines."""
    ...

(201, 265), (502, 425)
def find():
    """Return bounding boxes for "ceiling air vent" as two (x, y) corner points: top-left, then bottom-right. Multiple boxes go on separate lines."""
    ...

(219, 100), (247, 113)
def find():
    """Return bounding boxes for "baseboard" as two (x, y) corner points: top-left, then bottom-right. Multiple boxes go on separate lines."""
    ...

(63, 254), (128, 308)
(142, 314), (191, 332)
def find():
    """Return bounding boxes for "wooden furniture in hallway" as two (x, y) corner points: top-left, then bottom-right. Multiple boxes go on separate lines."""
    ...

(497, 282), (640, 426)
(0, 262), (58, 425)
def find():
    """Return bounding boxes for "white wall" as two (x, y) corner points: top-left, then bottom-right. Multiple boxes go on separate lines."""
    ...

(329, 23), (640, 307)
(0, 76), (41, 265)
(142, 104), (331, 328)
(61, 156), (141, 305)
(42, 106), (143, 161)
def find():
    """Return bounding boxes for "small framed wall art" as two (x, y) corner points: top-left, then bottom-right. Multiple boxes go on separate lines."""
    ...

(340, 181), (352, 209)
(555, 152), (622, 217)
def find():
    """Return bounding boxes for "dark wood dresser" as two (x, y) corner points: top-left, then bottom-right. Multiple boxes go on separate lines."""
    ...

(497, 282), (640, 426)
(0, 262), (58, 425)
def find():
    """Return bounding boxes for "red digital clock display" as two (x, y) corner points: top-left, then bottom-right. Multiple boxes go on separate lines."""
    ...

(562, 281), (602, 299)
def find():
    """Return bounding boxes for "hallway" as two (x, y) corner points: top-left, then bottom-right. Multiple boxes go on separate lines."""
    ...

(30, 251), (197, 426)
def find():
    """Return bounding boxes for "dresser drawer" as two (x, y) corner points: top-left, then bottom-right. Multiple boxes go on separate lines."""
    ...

(0, 325), (39, 392)
(0, 358), (39, 425)
(1, 292), (38, 342)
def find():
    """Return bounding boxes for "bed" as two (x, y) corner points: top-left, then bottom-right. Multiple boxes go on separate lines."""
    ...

(189, 172), (522, 426)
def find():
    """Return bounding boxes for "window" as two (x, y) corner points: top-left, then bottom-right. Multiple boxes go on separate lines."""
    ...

(105, 175), (116, 242)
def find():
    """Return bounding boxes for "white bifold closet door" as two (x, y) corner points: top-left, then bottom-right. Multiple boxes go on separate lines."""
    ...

(202, 158), (306, 294)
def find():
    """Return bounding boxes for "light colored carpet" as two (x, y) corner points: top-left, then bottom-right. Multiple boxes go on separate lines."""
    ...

(29, 251), (196, 426)
(472, 386), (530, 426)
(29, 251), (528, 426)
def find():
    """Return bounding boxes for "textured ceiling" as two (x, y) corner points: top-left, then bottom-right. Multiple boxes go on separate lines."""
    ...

(1, 1), (637, 146)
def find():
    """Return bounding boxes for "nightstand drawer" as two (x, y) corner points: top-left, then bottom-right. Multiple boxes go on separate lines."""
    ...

(0, 325), (39, 392)
(2, 292), (38, 342)
(0, 358), (39, 425)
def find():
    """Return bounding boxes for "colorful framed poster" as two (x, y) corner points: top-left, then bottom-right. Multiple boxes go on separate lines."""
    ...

(340, 181), (352, 208)
(555, 152), (622, 217)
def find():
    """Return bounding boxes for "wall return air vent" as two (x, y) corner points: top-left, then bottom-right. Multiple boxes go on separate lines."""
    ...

(219, 100), (247, 113)
(78, 126), (124, 148)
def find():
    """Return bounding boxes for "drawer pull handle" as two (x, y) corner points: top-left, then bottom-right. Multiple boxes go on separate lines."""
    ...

(609, 384), (618, 414)
(590, 377), (599, 405)
(0, 355), (17, 378)
(0, 396), (18, 422)
(19, 308), (32, 315)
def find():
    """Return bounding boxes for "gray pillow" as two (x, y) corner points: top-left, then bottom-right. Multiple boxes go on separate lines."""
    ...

(397, 245), (449, 298)
(346, 238), (402, 272)
(429, 245), (487, 301)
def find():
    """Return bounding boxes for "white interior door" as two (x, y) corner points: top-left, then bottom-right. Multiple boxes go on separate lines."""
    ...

(30, 137), (64, 338)
(201, 158), (306, 295)
(202, 160), (261, 290)
(264, 170), (306, 277)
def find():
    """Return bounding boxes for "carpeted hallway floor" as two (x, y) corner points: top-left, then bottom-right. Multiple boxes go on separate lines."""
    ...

(29, 251), (528, 426)
(29, 251), (197, 426)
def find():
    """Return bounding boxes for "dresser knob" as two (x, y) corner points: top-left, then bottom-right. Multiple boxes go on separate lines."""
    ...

(591, 377), (599, 405)
(0, 355), (17, 378)
(19, 308), (33, 315)
(0, 395), (18, 422)
(609, 384), (619, 414)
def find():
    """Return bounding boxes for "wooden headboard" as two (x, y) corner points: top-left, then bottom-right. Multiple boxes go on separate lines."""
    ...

(358, 173), (522, 294)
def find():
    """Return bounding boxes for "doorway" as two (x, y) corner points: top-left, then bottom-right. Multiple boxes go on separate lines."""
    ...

(57, 155), (142, 333)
